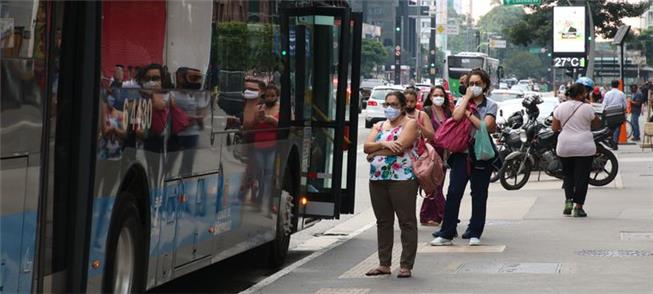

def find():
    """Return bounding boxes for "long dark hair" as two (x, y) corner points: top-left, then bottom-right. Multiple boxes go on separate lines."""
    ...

(423, 85), (452, 116)
(469, 68), (491, 93)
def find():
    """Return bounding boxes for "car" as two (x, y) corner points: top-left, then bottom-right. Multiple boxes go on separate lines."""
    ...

(364, 85), (404, 128)
(511, 84), (531, 93)
(495, 94), (559, 126)
(490, 89), (525, 125)
(359, 79), (386, 110)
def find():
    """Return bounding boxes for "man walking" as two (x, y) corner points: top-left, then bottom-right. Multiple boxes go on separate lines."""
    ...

(602, 80), (627, 149)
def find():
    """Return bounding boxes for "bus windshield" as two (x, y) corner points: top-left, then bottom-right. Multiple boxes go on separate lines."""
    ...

(447, 56), (484, 70)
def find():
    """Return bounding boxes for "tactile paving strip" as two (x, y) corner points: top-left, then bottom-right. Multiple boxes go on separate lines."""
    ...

(575, 249), (653, 257)
(455, 262), (562, 274)
(338, 246), (401, 279)
(314, 288), (371, 294)
(418, 244), (506, 253)
(620, 232), (653, 241)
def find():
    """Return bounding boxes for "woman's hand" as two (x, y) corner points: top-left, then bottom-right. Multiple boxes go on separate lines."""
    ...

(381, 141), (403, 153)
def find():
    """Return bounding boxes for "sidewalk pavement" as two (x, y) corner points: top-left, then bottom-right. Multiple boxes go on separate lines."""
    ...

(252, 145), (653, 293)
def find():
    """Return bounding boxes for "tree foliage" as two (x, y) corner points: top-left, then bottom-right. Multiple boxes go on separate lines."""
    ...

(503, 51), (548, 80)
(505, 0), (652, 47)
(361, 39), (388, 78)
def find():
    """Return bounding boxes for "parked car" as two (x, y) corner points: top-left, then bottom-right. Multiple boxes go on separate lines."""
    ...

(364, 85), (404, 128)
(359, 78), (386, 110)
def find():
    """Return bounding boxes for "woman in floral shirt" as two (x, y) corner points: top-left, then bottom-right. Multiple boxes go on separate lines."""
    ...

(363, 91), (418, 278)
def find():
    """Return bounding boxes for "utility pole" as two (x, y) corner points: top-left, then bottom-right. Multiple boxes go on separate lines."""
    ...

(429, 3), (437, 84)
(395, 12), (402, 85)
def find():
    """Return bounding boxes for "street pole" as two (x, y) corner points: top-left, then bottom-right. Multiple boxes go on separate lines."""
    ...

(395, 13), (402, 85)
(416, 14), (421, 82)
(620, 42), (625, 91)
(429, 6), (436, 85)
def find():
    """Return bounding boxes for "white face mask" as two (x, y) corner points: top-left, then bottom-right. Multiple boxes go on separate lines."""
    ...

(384, 106), (401, 121)
(243, 89), (260, 100)
(470, 85), (484, 97)
(143, 80), (161, 90)
(432, 96), (445, 106)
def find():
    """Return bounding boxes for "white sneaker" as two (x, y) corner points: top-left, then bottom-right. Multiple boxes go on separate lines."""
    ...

(430, 237), (453, 246)
(469, 237), (481, 246)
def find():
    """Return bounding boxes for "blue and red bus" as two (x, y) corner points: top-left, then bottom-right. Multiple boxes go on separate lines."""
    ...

(0, 1), (361, 292)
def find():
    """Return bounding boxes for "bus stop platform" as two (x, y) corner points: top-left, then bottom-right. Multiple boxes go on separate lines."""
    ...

(244, 150), (653, 294)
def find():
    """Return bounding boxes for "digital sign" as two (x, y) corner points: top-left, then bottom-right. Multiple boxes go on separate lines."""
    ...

(553, 6), (586, 54)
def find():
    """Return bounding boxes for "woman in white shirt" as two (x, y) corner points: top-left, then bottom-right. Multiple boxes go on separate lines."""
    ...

(552, 82), (601, 217)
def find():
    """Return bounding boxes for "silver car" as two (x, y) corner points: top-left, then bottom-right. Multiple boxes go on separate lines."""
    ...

(364, 85), (404, 128)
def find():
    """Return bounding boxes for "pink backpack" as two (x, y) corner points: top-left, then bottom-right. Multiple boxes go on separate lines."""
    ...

(412, 112), (444, 196)
(434, 103), (477, 153)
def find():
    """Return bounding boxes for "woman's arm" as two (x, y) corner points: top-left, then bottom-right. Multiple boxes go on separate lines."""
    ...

(394, 119), (418, 154)
(552, 117), (562, 132)
(591, 114), (601, 129)
(418, 111), (435, 140)
(452, 95), (471, 121)
(364, 122), (388, 153)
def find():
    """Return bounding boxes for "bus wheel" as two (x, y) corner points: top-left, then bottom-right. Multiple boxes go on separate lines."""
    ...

(267, 172), (296, 268)
(103, 198), (145, 293)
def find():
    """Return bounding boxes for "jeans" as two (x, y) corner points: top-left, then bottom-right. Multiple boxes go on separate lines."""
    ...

(436, 153), (492, 239)
(369, 180), (418, 269)
(612, 125), (621, 145)
(560, 156), (593, 205)
(255, 147), (276, 213)
(632, 111), (641, 139)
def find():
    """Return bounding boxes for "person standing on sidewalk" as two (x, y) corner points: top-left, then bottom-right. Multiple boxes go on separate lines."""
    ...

(630, 84), (644, 141)
(552, 82), (601, 217)
(602, 80), (627, 149)
(364, 91), (419, 278)
(431, 69), (497, 247)
(417, 85), (451, 226)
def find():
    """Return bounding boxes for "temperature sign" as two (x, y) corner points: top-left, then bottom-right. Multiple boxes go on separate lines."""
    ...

(553, 57), (586, 68)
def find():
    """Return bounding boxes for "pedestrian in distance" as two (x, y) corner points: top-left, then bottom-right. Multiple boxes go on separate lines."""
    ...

(431, 68), (498, 247)
(364, 91), (419, 278)
(602, 80), (627, 149)
(630, 84), (644, 141)
(552, 82), (601, 217)
(417, 85), (451, 227)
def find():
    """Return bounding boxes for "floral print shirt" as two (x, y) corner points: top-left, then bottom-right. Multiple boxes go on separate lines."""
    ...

(369, 124), (416, 181)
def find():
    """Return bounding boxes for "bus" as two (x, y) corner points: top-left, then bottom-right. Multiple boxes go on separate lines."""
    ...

(447, 52), (500, 97)
(0, 1), (362, 292)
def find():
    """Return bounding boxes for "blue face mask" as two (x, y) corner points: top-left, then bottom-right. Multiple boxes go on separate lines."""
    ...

(384, 106), (401, 121)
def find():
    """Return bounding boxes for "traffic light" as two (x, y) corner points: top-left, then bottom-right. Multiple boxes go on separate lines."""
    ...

(395, 26), (401, 32)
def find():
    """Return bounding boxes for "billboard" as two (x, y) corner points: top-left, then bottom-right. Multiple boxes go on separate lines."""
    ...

(553, 6), (586, 53)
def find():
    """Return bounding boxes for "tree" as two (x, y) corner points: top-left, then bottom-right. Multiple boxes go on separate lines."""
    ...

(503, 51), (548, 80)
(478, 5), (525, 36)
(361, 39), (388, 78)
(628, 28), (653, 67)
(505, 0), (651, 47)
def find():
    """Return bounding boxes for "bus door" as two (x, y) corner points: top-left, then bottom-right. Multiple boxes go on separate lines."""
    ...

(280, 6), (360, 219)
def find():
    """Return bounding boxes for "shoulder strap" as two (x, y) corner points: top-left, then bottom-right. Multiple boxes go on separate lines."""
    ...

(562, 102), (584, 128)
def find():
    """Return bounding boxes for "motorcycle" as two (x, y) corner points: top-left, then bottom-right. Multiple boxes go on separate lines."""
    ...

(490, 112), (525, 183)
(499, 97), (618, 190)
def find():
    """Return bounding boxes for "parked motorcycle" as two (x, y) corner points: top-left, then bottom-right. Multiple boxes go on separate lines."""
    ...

(499, 96), (618, 190)
(490, 112), (525, 183)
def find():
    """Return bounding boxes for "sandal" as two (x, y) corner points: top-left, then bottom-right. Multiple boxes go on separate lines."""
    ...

(365, 267), (391, 276)
(397, 268), (412, 278)
(421, 220), (440, 226)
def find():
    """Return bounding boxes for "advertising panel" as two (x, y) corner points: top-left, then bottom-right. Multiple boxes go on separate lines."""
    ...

(553, 6), (586, 53)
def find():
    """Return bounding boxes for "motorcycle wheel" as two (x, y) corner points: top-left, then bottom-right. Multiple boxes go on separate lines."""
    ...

(588, 144), (618, 186)
(500, 154), (532, 190)
(490, 146), (510, 183)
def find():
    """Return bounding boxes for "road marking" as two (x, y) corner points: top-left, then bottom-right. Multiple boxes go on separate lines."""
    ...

(239, 220), (375, 294)
(315, 288), (370, 294)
